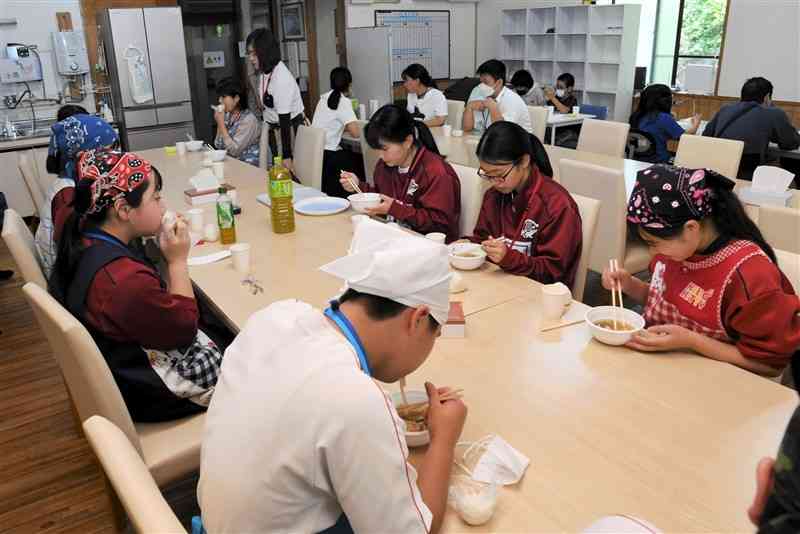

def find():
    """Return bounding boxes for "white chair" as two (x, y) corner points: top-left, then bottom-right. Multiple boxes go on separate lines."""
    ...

(1, 208), (46, 287)
(576, 119), (631, 158)
(447, 99), (465, 129)
(18, 150), (46, 215)
(293, 125), (326, 191)
(759, 204), (800, 254)
(674, 135), (744, 180)
(21, 283), (205, 489)
(359, 120), (382, 184)
(83, 416), (187, 534)
(776, 248), (800, 291)
(451, 163), (490, 238)
(569, 193), (601, 302)
(527, 106), (548, 143)
(559, 158), (651, 275)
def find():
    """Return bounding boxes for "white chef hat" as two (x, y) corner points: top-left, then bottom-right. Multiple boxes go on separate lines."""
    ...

(320, 218), (452, 325)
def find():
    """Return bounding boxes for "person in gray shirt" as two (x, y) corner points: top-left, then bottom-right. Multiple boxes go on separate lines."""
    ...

(704, 77), (800, 179)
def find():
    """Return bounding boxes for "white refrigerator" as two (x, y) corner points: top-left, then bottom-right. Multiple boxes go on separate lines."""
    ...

(346, 27), (393, 116)
(100, 7), (195, 151)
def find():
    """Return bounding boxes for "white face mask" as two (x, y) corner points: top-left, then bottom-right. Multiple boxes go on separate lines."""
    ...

(555, 88), (566, 98)
(462, 434), (530, 486)
(477, 82), (495, 98)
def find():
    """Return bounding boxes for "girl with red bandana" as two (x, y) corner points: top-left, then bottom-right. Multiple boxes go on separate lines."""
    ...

(50, 149), (225, 422)
(604, 164), (800, 377)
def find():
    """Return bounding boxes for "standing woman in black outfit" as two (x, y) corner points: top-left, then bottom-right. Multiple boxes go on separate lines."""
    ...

(245, 28), (306, 172)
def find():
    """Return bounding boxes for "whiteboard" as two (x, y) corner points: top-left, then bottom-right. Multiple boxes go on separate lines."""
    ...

(375, 10), (450, 82)
(717, 0), (800, 102)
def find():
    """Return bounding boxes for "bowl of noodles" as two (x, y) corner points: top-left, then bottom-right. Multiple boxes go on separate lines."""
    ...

(585, 306), (645, 346)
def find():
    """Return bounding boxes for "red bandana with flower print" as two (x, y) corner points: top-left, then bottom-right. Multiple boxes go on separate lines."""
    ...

(77, 149), (152, 215)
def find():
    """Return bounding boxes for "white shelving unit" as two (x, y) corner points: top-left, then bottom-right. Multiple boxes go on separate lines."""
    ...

(498, 3), (640, 123)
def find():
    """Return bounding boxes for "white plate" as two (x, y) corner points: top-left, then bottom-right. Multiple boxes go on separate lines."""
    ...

(256, 186), (326, 207)
(293, 196), (350, 216)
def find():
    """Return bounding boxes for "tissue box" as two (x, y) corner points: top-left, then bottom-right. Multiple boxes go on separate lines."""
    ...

(184, 184), (235, 206)
(441, 302), (465, 338)
(738, 186), (793, 208)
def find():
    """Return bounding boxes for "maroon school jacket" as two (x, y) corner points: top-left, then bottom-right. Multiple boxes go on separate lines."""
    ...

(470, 166), (582, 287)
(360, 146), (461, 242)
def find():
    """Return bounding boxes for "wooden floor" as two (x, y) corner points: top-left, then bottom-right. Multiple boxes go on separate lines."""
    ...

(0, 240), (117, 534)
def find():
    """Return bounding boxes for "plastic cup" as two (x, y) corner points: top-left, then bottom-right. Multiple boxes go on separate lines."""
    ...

(187, 208), (204, 233)
(547, 105), (555, 119)
(176, 142), (187, 156)
(212, 162), (225, 179)
(541, 282), (572, 321)
(204, 223), (219, 242)
(425, 232), (446, 244)
(442, 124), (452, 136)
(572, 106), (580, 116)
(230, 243), (251, 275)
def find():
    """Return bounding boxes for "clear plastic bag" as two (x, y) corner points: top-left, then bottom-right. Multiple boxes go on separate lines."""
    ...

(448, 474), (497, 526)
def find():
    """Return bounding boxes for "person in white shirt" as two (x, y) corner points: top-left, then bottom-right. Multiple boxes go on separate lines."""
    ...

(199, 218), (467, 534)
(402, 63), (448, 128)
(462, 59), (532, 134)
(246, 28), (306, 173)
(312, 67), (362, 198)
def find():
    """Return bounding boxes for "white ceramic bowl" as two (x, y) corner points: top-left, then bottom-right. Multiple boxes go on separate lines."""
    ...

(348, 193), (381, 213)
(391, 390), (430, 448)
(448, 243), (487, 270)
(585, 306), (645, 346)
(210, 149), (226, 162)
(186, 140), (203, 151)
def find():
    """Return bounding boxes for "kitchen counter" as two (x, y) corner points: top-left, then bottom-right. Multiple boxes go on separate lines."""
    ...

(0, 134), (50, 152)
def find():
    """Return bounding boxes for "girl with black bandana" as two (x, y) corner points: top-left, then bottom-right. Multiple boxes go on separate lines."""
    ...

(603, 164), (800, 377)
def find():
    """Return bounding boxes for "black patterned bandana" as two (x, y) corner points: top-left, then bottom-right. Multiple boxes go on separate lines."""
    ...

(627, 164), (735, 230)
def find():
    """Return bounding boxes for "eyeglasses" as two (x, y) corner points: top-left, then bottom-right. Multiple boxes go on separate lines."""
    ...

(477, 162), (517, 182)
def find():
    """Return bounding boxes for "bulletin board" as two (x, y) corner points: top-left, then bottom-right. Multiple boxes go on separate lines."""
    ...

(375, 10), (450, 82)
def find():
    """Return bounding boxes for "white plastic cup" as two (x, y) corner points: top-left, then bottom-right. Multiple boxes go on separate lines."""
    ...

(230, 243), (252, 275)
(369, 99), (379, 117)
(359, 104), (367, 121)
(572, 106), (580, 116)
(187, 208), (204, 233)
(212, 161), (225, 180)
(547, 105), (555, 119)
(176, 141), (187, 156)
(204, 223), (219, 242)
(541, 282), (572, 321)
(442, 124), (452, 137)
(425, 232), (446, 244)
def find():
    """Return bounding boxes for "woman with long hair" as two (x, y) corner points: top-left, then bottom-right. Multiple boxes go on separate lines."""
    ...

(402, 63), (448, 127)
(245, 28), (305, 171)
(604, 164), (800, 376)
(630, 83), (701, 163)
(469, 121), (582, 286)
(311, 67), (362, 197)
(340, 104), (461, 241)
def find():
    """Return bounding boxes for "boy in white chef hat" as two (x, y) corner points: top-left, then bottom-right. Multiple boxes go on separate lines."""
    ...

(199, 218), (467, 534)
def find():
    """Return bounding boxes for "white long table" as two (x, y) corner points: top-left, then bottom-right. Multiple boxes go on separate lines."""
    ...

(141, 148), (796, 533)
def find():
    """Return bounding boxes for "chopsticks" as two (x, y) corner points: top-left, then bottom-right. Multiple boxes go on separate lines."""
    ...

(609, 258), (624, 329)
(439, 388), (464, 402)
(397, 388), (464, 411)
(341, 171), (363, 194)
(399, 377), (409, 406)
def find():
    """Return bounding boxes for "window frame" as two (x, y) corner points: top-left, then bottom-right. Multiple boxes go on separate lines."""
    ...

(670, 0), (726, 87)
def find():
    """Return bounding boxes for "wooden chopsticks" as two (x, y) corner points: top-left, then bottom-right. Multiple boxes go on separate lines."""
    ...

(609, 258), (624, 329)
(341, 171), (363, 194)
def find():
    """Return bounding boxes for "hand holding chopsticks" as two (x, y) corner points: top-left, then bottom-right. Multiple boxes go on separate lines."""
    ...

(339, 171), (362, 194)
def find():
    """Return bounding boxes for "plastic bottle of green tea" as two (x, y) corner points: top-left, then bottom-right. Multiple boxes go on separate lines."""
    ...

(269, 156), (295, 234)
(216, 187), (237, 244)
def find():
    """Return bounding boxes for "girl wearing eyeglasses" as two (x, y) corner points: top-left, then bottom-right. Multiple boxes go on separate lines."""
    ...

(470, 121), (583, 287)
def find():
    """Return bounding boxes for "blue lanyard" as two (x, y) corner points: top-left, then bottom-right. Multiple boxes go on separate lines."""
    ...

(324, 301), (371, 377)
(83, 231), (130, 252)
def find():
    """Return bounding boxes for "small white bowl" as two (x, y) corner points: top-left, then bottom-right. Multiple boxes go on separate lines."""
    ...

(448, 243), (487, 270)
(585, 306), (645, 346)
(451, 129), (464, 137)
(210, 149), (226, 162)
(348, 192), (381, 213)
(186, 140), (203, 151)
(391, 390), (430, 448)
